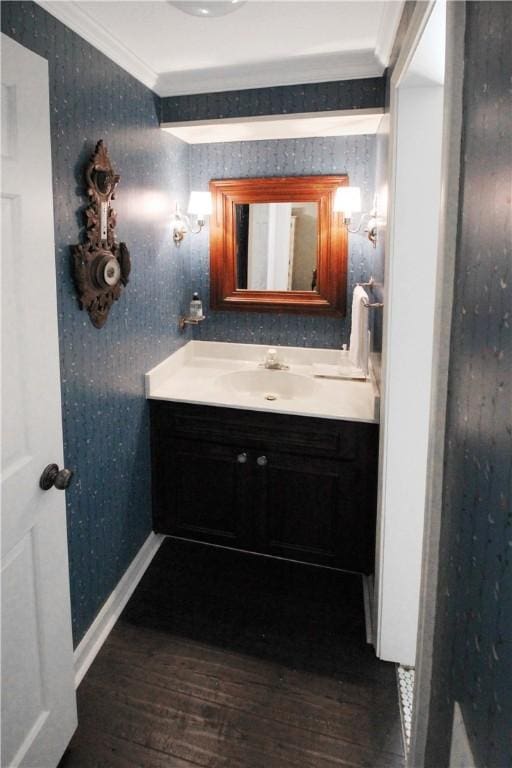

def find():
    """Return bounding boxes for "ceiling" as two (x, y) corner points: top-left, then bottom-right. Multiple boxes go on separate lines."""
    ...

(39, 1), (404, 97)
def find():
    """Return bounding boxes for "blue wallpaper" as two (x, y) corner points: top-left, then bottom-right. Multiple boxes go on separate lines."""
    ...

(426, 3), (512, 766)
(189, 136), (380, 349)
(161, 77), (385, 123)
(1, 2), (192, 646)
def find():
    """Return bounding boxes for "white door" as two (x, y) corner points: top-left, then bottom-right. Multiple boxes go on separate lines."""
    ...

(1, 34), (77, 767)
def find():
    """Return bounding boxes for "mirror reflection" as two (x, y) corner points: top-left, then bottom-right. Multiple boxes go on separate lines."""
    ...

(235, 202), (318, 292)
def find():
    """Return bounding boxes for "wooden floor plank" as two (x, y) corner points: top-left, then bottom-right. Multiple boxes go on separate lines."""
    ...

(63, 730), (209, 768)
(60, 539), (404, 768)
(76, 689), (399, 768)
(102, 628), (399, 716)
(87, 649), (402, 756)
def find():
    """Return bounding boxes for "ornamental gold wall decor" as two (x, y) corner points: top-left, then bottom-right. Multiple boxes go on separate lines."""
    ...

(72, 140), (130, 328)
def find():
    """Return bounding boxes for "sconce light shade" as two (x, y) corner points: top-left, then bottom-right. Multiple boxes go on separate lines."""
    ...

(333, 186), (361, 217)
(188, 190), (212, 217)
(172, 192), (212, 246)
(333, 186), (377, 247)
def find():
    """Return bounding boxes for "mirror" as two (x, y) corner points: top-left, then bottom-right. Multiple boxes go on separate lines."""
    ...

(235, 202), (318, 292)
(210, 176), (348, 316)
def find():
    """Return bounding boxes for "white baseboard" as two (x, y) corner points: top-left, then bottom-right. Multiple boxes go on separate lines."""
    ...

(362, 574), (375, 645)
(73, 531), (164, 687)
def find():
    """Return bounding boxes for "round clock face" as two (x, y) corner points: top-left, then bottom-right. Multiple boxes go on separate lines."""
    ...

(93, 254), (121, 289)
(103, 258), (121, 287)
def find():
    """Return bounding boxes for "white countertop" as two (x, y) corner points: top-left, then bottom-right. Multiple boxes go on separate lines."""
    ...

(145, 341), (379, 424)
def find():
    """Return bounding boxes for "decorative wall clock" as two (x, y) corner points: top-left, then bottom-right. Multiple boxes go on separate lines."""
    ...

(72, 140), (130, 328)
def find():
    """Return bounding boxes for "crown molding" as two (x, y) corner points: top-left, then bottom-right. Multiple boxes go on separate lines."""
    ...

(156, 49), (384, 97)
(37, 1), (159, 92)
(37, 2), (392, 98)
(375, 0), (405, 67)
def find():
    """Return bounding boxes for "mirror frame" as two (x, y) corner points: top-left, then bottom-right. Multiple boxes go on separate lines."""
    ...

(209, 175), (348, 316)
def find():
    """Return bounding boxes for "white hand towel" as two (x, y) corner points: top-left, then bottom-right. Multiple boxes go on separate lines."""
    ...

(349, 285), (369, 372)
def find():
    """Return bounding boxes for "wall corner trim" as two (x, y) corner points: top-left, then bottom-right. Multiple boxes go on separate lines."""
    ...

(73, 532), (165, 688)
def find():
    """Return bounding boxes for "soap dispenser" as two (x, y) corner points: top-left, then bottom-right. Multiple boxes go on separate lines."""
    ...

(179, 292), (205, 330)
(189, 292), (203, 319)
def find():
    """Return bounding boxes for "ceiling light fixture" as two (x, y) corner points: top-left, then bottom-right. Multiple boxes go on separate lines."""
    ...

(168, 1), (247, 18)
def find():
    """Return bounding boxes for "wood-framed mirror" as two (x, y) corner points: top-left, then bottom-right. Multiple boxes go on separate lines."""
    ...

(209, 175), (348, 316)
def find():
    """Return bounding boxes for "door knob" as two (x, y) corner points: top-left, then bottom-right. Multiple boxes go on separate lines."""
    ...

(256, 455), (268, 467)
(39, 463), (73, 491)
(237, 452), (248, 464)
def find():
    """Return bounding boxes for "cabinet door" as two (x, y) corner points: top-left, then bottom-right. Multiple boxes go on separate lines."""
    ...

(153, 437), (254, 549)
(258, 451), (364, 570)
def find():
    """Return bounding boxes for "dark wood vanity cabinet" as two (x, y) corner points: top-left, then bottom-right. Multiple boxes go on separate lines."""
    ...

(150, 402), (378, 574)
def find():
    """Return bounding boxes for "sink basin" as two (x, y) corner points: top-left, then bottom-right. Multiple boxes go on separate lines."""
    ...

(217, 369), (316, 401)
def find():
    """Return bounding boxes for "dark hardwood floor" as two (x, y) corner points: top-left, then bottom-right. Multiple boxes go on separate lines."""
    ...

(61, 538), (404, 767)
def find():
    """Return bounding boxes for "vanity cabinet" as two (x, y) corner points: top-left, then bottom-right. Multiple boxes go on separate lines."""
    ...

(150, 402), (378, 574)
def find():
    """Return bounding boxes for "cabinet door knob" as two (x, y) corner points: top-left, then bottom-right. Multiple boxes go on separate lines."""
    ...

(256, 455), (268, 467)
(237, 452), (248, 464)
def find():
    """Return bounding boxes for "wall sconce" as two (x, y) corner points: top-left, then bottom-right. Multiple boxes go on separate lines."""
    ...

(333, 186), (378, 248)
(171, 190), (212, 246)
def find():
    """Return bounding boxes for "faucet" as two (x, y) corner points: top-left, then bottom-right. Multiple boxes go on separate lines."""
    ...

(261, 348), (289, 370)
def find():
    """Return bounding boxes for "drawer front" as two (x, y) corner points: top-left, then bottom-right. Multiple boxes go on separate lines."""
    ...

(151, 401), (358, 460)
